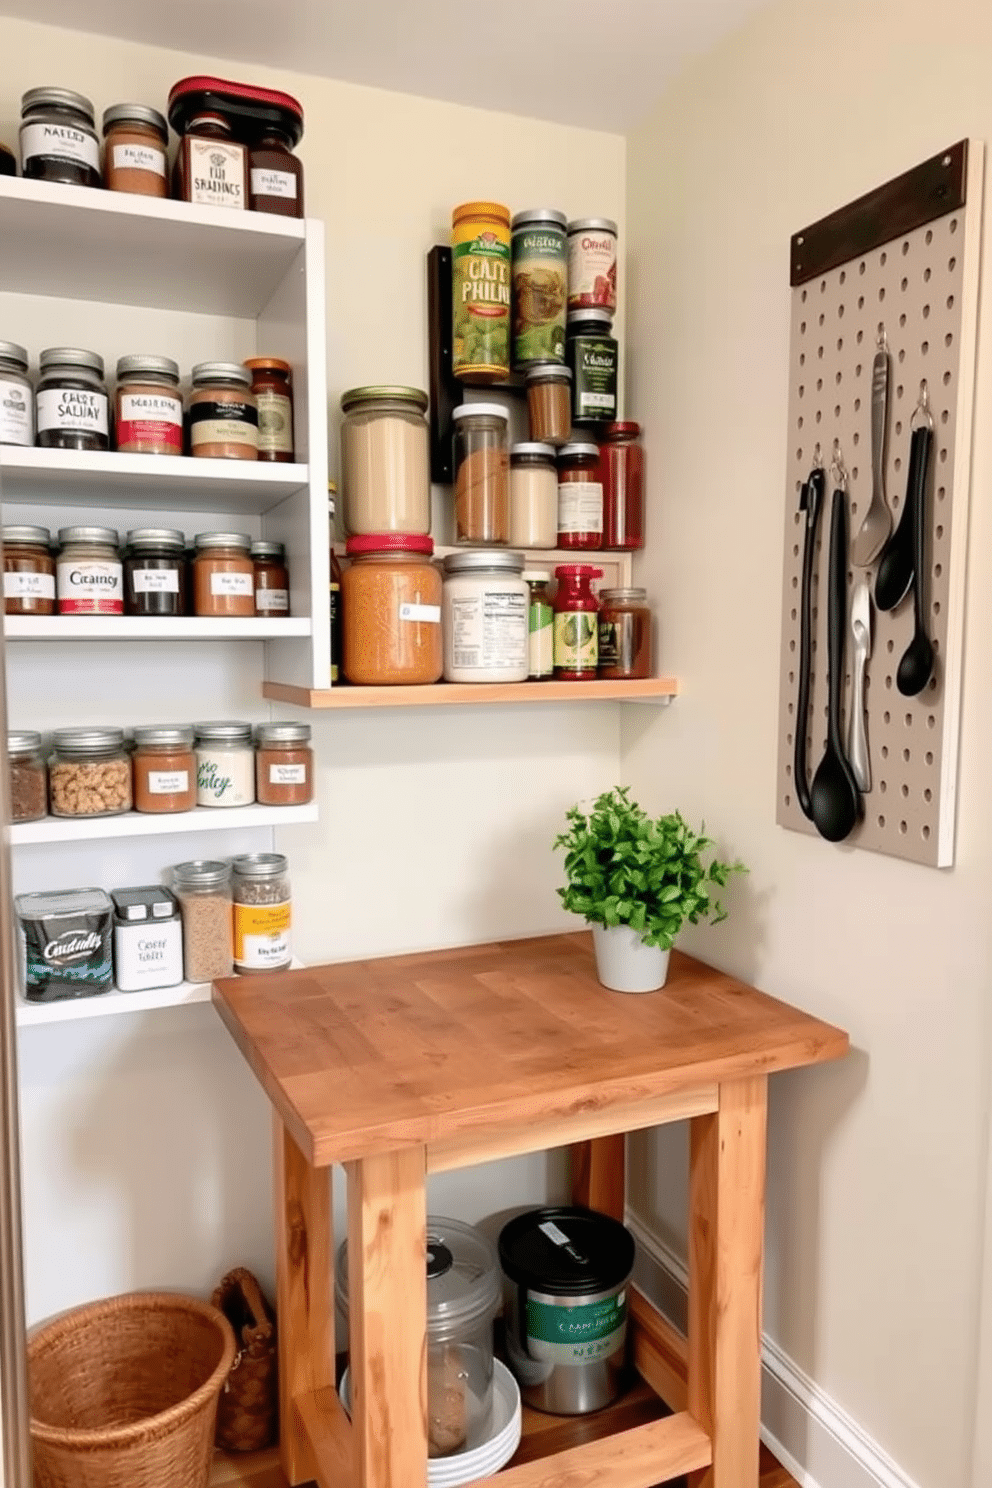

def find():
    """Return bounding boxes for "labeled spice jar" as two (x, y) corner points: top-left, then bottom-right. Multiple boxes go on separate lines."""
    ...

(452, 404), (509, 546)
(102, 104), (168, 196)
(553, 565), (602, 680)
(232, 853), (292, 975)
(124, 529), (187, 616)
(3, 526), (55, 615)
(114, 355), (183, 454)
(511, 209), (567, 369)
(249, 123), (305, 217)
(557, 443), (603, 551)
(598, 588), (652, 679)
(111, 886), (184, 993)
(566, 311), (618, 427)
(251, 540), (290, 615)
(442, 551), (529, 684)
(341, 535), (442, 686)
(0, 342), (34, 447)
(9, 731), (47, 823)
(132, 725), (196, 813)
(37, 348), (109, 451)
(193, 532), (255, 617)
(340, 387), (431, 536)
(245, 358), (294, 462)
(525, 364), (571, 448)
(255, 722), (313, 805)
(173, 113), (248, 209)
(567, 218), (618, 313)
(171, 859), (233, 983)
(599, 422), (645, 550)
(509, 443), (558, 549)
(20, 88), (101, 188)
(57, 527), (123, 615)
(189, 363), (258, 460)
(522, 570), (554, 681)
(194, 722), (255, 807)
(452, 202), (512, 382)
(49, 727), (132, 817)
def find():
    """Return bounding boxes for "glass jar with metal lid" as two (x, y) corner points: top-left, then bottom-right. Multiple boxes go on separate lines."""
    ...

(244, 358), (295, 463)
(255, 721), (313, 805)
(36, 348), (109, 451)
(0, 342), (34, 447)
(102, 104), (168, 197)
(56, 527), (123, 615)
(442, 550), (529, 683)
(114, 356), (183, 455)
(557, 442), (603, 551)
(511, 209), (568, 369)
(189, 363), (258, 461)
(3, 525), (55, 616)
(194, 721), (255, 807)
(9, 731), (47, 823)
(509, 443), (557, 549)
(598, 587), (652, 680)
(48, 726), (132, 817)
(193, 532), (255, 617)
(171, 859), (233, 983)
(340, 386), (431, 536)
(341, 535), (443, 686)
(132, 725), (196, 813)
(20, 87), (101, 188)
(124, 528), (187, 617)
(251, 540), (290, 616)
(231, 853), (292, 975)
(525, 364), (571, 448)
(452, 403), (510, 546)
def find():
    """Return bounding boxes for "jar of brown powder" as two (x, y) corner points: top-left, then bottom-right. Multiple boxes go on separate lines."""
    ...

(9, 731), (47, 822)
(255, 722), (313, 805)
(244, 358), (294, 462)
(251, 540), (290, 616)
(132, 725), (196, 813)
(526, 364), (572, 447)
(341, 535), (442, 686)
(115, 356), (183, 455)
(452, 404), (509, 546)
(102, 104), (168, 197)
(3, 526), (55, 616)
(193, 532), (255, 617)
(189, 363), (258, 461)
(171, 859), (233, 983)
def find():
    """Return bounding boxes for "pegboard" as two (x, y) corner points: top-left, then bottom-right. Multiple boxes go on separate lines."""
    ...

(776, 141), (984, 867)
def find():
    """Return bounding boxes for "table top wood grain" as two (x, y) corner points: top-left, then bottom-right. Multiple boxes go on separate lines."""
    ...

(212, 932), (849, 1168)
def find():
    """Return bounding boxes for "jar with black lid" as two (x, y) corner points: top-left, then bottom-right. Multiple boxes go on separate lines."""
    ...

(248, 126), (305, 217)
(20, 87), (101, 188)
(124, 529), (188, 616)
(566, 310), (618, 427)
(36, 348), (109, 451)
(0, 342), (34, 448)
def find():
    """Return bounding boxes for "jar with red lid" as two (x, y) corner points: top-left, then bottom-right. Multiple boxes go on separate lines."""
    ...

(599, 422), (644, 550)
(341, 535), (442, 686)
(553, 564), (602, 680)
(557, 442), (603, 551)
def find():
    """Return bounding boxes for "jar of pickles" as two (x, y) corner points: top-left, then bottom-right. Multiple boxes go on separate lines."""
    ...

(341, 535), (443, 686)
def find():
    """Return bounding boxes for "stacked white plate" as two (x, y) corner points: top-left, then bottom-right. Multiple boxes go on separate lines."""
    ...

(340, 1358), (522, 1485)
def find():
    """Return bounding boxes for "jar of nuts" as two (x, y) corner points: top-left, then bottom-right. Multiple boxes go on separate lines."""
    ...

(49, 726), (132, 817)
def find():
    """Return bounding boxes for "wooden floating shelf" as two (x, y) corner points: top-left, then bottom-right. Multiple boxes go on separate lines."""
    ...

(263, 677), (679, 709)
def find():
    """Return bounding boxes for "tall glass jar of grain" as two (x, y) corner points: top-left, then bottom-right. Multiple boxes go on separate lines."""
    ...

(171, 859), (234, 983)
(339, 387), (430, 536)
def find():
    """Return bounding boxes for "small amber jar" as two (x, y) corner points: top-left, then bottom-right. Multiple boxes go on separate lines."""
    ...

(3, 525), (55, 615)
(102, 105), (168, 197)
(251, 540), (290, 616)
(248, 128), (304, 217)
(244, 358), (294, 462)
(598, 587), (652, 679)
(193, 532), (255, 617)
(255, 722), (313, 805)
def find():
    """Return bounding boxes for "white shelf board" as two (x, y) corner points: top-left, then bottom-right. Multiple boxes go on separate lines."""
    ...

(10, 802), (319, 846)
(0, 448), (309, 515)
(0, 176), (307, 315)
(5, 616), (312, 640)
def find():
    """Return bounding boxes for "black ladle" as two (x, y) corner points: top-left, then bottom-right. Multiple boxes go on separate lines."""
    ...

(896, 390), (935, 696)
(875, 418), (930, 614)
(794, 457), (825, 820)
(810, 482), (861, 842)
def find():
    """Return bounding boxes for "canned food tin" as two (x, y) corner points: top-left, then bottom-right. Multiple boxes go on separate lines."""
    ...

(452, 201), (511, 383)
(511, 209), (567, 369)
(567, 218), (618, 314)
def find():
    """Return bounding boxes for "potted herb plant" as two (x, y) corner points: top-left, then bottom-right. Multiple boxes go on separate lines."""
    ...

(553, 786), (744, 993)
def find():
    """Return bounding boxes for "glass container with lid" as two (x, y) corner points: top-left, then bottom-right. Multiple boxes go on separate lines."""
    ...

(56, 526), (123, 615)
(0, 342), (34, 448)
(340, 386), (431, 536)
(49, 726), (132, 817)
(9, 731), (47, 823)
(37, 348), (109, 451)
(255, 721), (312, 805)
(599, 422), (645, 550)
(557, 442), (603, 551)
(124, 528), (187, 617)
(193, 721), (255, 807)
(231, 852), (292, 975)
(244, 358), (294, 462)
(521, 569), (554, 681)
(341, 534), (442, 686)
(193, 532), (255, 617)
(598, 587), (652, 679)
(525, 364), (571, 448)
(173, 112), (248, 209)
(442, 550), (528, 683)
(248, 124), (305, 217)
(452, 403), (510, 546)
(132, 724), (196, 813)
(115, 355), (183, 455)
(337, 1216), (501, 1458)
(20, 87), (100, 188)
(102, 104), (168, 196)
(3, 525), (55, 616)
(170, 859), (234, 983)
(111, 886), (183, 993)
(509, 442), (557, 549)
(189, 363), (258, 460)
(251, 539), (290, 616)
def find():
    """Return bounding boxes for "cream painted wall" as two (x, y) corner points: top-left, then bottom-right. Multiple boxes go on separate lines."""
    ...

(0, 19), (628, 1324)
(623, 2), (992, 1486)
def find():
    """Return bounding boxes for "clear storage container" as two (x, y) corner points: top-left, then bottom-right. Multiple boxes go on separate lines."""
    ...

(341, 535), (442, 686)
(452, 404), (510, 546)
(232, 852), (292, 975)
(9, 731), (47, 822)
(171, 859), (233, 983)
(132, 725), (196, 813)
(3, 525), (55, 615)
(48, 727), (132, 818)
(255, 722), (313, 805)
(509, 443), (558, 549)
(0, 342), (34, 447)
(340, 386), (431, 536)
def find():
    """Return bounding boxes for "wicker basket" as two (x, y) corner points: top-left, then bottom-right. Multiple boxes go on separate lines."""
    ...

(211, 1267), (278, 1453)
(29, 1291), (236, 1488)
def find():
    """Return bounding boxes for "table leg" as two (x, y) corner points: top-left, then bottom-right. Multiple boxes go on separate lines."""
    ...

(570, 1133), (625, 1219)
(347, 1146), (428, 1488)
(687, 1076), (768, 1488)
(273, 1114), (334, 1487)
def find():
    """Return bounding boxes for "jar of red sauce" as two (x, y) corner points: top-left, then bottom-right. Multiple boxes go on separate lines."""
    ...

(599, 422), (644, 550)
(553, 564), (602, 680)
(557, 442), (602, 551)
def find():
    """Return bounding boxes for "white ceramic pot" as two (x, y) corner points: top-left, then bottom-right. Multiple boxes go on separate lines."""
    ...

(592, 923), (671, 994)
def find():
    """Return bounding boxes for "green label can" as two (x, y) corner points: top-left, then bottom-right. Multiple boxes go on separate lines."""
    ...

(554, 609), (598, 673)
(452, 202), (511, 381)
(525, 1290), (628, 1366)
(512, 213), (567, 368)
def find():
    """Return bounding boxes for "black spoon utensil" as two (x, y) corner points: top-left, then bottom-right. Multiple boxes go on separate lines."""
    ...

(794, 453), (825, 820)
(875, 398), (932, 613)
(896, 383), (935, 696)
(810, 473), (861, 843)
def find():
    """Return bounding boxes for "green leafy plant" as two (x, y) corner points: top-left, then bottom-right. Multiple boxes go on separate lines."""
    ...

(553, 786), (746, 950)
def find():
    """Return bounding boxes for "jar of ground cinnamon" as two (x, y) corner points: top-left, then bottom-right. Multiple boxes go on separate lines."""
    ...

(189, 363), (258, 461)
(452, 404), (510, 546)
(251, 540), (290, 616)
(3, 526), (55, 616)
(132, 725), (196, 813)
(255, 722), (313, 805)
(102, 104), (168, 197)
(193, 532), (255, 617)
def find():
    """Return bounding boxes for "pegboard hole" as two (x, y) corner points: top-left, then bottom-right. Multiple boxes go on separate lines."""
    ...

(945, 332), (954, 348)
(789, 638), (796, 652)
(800, 321), (807, 334)
(929, 677), (938, 692)
(927, 714), (936, 729)
(785, 794), (791, 807)
(923, 304), (930, 319)
(840, 269), (847, 284)
(895, 420), (903, 435)
(883, 709), (891, 722)
(896, 384), (904, 399)
(885, 674), (893, 689)
(880, 250), (887, 265)
(947, 293), (955, 310)
(925, 229), (933, 245)
(949, 256), (957, 272)
(786, 763), (792, 777)
(940, 409), (949, 424)
(820, 277), (827, 291)
(858, 295), (865, 310)
(901, 784), (909, 798)
(899, 313), (907, 328)
(902, 240), (909, 255)
(878, 814), (886, 827)
(924, 267), (932, 283)
(818, 345), (824, 359)
(855, 363), (862, 377)
(886, 641), (894, 656)
(816, 377), (823, 390)
(801, 289), (808, 302)
(835, 370), (842, 384)
(815, 410), (822, 424)
(878, 287), (886, 302)
(925, 750), (934, 765)
(924, 788), (932, 803)
(819, 313), (825, 326)
(879, 780), (887, 794)
(898, 348), (906, 363)
(881, 745), (889, 760)
(851, 466), (859, 480)
(933, 600), (941, 617)
(899, 821), (908, 835)
(834, 404), (842, 419)
(787, 731), (793, 744)
(799, 384), (805, 398)
(854, 396), (862, 412)
(905, 712), (913, 728)
(857, 329), (864, 344)
(859, 261), (866, 275)
(903, 747), (911, 762)
(950, 217), (958, 234)
(838, 304), (845, 318)
(837, 337), (844, 351)
(921, 340), (929, 355)
(936, 523), (944, 539)
(788, 700), (794, 715)
(799, 352), (805, 366)
(853, 431), (860, 446)
(901, 277), (908, 291)
(934, 562), (942, 578)
(937, 484), (946, 501)
(894, 457), (902, 472)
(922, 824), (931, 841)
(939, 446), (947, 462)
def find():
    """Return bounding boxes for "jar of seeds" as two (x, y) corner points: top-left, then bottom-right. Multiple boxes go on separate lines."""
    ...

(231, 852), (291, 975)
(171, 859), (233, 983)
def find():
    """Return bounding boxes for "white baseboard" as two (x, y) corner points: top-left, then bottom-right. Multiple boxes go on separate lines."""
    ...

(625, 1214), (922, 1488)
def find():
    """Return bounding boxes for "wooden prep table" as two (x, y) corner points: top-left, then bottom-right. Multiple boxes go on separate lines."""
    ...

(213, 932), (848, 1488)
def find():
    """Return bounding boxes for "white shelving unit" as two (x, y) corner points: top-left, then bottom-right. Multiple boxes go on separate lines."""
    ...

(10, 803), (319, 846)
(6, 616), (312, 641)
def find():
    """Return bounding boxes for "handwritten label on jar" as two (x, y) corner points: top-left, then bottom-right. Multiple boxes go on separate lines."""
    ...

(234, 901), (291, 971)
(256, 588), (289, 612)
(37, 388), (108, 438)
(21, 122), (100, 171)
(256, 391), (293, 454)
(112, 142), (166, 176)
(118, 392), (183, 452)
(250, 167), (297, 200)
(558, 482), (603, 534)
(196, 751), (254, 807)
(269, 763), (306, 785)
(148, 770), (190, 795)
(0, 378), (34, 445)
(399, 603), (442, 623)
(187, 138), (245, 208)
(133, 569), (180, 594)
(4, 571), (55, 601)
(56, 560), (123, 614)
(210, 572), (254, 597)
